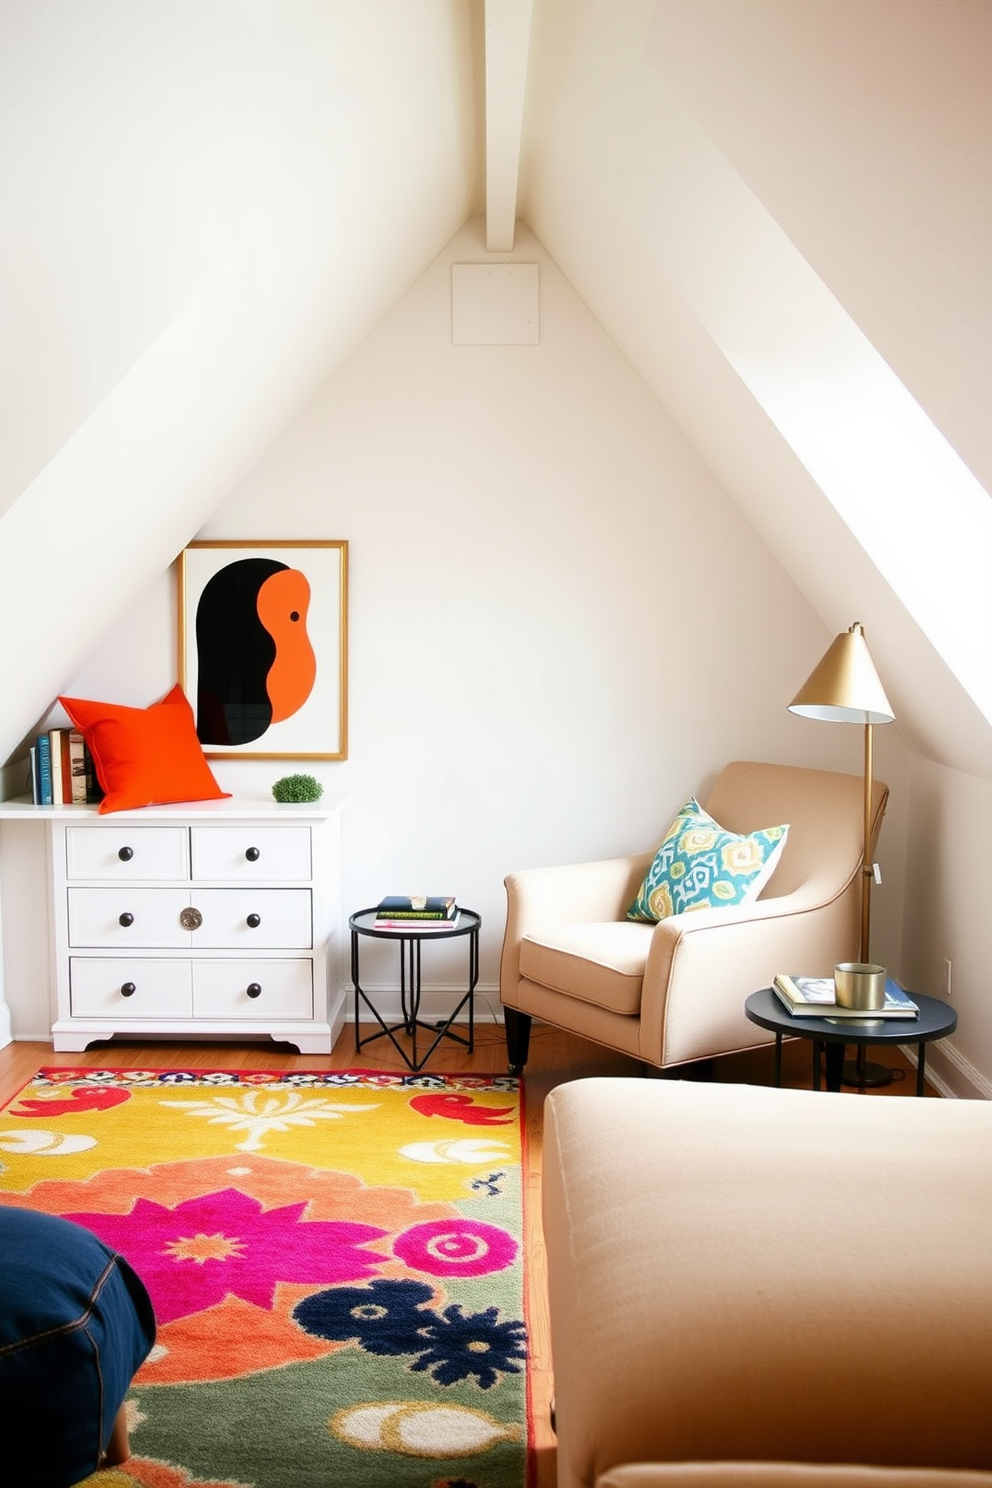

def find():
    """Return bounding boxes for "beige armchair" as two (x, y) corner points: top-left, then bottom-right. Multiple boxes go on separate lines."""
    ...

(500, 760), (888, 1074)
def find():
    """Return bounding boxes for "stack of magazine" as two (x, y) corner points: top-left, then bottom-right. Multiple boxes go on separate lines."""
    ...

(375, 896), (460, 932)
(772, 973), (918, 1019)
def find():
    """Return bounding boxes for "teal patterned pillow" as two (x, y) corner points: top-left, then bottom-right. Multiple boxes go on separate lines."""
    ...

(627, 798), (789, 922)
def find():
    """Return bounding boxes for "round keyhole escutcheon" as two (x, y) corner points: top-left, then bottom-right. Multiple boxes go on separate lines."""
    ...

(179, 906), (203, 931)
(118, 912), (134, 928)
(245, 846), (260, 862)
(246, 982), (262, 999)
(118, 846), (134, 862)
(120, 982), (136, 998)
(247, 913), (261, 929)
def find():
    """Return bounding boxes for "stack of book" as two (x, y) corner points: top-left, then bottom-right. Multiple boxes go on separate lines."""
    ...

(772, 972), (918, 1019)
(375, 896), (459, 931)
(30, 729), (102, 806)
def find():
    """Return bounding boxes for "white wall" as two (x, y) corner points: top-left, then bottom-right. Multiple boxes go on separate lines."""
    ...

(1, 218), (910, 1039)
(902, 758), (992, 1099)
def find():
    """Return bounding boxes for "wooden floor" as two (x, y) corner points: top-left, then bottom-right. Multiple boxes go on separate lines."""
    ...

(0, 1023), (936, 1488)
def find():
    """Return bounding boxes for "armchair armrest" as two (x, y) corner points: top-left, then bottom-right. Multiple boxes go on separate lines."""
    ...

(500, 855), (652, 1008)
(639, 880), (860, 1066)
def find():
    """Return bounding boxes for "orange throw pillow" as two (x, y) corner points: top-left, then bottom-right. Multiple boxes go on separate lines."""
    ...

(59, 685), (230, 814)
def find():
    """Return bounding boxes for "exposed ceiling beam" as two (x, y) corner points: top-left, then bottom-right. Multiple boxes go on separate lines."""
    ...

(485, 0), (533, 251)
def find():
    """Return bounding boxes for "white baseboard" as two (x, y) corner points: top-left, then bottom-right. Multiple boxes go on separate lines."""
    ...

(346, 982), (504, 1027)
(900, 1035), (992, 1101)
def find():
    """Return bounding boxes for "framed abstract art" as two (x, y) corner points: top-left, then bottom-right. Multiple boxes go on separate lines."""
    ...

(177, 540), (348, 760)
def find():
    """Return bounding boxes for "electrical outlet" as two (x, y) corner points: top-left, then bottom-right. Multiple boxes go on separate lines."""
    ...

(942, 958), (952, 1000)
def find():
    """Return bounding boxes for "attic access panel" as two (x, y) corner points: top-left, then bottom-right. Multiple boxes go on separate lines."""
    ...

(451, 263), (539, 345)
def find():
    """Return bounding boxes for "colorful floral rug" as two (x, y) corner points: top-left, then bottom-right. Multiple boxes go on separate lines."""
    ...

(0, 1068), (530, 1488)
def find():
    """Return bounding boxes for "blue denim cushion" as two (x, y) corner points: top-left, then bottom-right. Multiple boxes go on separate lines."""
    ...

(0, 1206), (156, 1488)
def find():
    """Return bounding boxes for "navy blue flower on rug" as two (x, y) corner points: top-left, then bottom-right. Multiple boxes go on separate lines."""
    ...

(294, 1278), (436, 1356)
(412, 1303), (526, 1389)
(293, 1278), (526, 1388)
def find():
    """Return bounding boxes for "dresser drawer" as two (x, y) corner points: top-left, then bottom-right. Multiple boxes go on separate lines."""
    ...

(190, 826), (312, 881)
(191, 889), (313, 949)
(66, 826), (189, 881)
(68, 888), (193, 948)
(192, 960), (314, 1019)
(70, 958), (194, 1018)
(67, 887), (313, 950)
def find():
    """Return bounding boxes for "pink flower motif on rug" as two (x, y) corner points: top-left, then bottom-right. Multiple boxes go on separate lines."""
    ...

(67, 1188), (390, 1324)
(393, 1218), (518, 1277)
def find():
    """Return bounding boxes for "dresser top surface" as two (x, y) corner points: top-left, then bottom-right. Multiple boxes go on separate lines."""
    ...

(0, 795), (348, 823)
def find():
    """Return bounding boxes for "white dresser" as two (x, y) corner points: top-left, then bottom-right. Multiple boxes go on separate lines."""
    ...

(0, 796), (346, 1053)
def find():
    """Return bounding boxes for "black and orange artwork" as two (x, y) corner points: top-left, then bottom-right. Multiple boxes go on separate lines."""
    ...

(194, 558), (317, 746)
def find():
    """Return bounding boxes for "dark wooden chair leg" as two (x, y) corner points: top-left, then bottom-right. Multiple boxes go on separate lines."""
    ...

(503, 1007), (532, 1075)
(659, 1058), (714, 1081)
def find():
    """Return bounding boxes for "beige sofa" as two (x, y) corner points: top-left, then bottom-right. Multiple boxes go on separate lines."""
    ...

(543, 1078), (992, 1488)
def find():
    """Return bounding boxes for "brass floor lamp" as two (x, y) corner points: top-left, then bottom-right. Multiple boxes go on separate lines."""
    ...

(788, 622), (895, 1086)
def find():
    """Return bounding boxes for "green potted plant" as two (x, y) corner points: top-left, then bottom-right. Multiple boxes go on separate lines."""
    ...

(271, 773), (323, 804)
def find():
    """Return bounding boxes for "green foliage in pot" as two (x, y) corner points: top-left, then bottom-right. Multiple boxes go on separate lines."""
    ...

(271, 773), (323, 804)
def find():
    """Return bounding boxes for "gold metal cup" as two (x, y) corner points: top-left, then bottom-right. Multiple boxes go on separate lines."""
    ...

(834, 962), (886, 1011)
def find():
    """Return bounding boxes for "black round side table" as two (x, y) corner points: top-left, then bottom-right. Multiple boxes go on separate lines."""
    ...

(349, 907), (481, 1072)
(744, 987), (957, 1096)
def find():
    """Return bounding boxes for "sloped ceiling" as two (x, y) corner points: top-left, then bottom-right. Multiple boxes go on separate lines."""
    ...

(0, 0), (484, 518)
(0, 0), (483, 759)
(519, 0), (992, 777)
(2, 0), (991, 778)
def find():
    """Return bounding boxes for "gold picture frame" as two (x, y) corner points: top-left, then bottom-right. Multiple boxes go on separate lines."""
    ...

(177, 540), (348, 760)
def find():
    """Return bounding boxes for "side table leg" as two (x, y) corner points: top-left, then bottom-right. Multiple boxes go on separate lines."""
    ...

(467, 926), (479, 1054)
(399, 941), (412, 1035)
(916, 1042), (927, 1097)
(773, 1032), (782, 1088)
(408, 938), (422, 1067)
(351, 929), (361, 1050)
(824, 1042), (845, 1092)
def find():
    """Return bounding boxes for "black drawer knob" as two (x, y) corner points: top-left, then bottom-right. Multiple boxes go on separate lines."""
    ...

(245, 846), (261, 862)
(120, 982), (136, 998)
(118, 846), (134, 862)
(118, 912), (134, 928)
(246, 982), (262, 999)
(246, 913), (261, 929)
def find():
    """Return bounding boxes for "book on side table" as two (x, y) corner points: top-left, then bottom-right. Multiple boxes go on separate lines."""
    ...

(773, 973), (918, 1019)
(375, 896), (460, 931)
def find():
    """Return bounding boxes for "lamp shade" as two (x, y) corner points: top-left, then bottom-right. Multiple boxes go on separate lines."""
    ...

(788, 623), (894, 726)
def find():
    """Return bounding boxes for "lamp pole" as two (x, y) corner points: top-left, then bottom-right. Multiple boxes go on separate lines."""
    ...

(788, 622), (895, 1087)
(861, 716), (873, 965)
